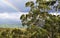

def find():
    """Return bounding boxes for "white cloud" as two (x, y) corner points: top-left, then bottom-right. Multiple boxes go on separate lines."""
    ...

(26, 0), (36, 2)
(28, 0), (35, 1)
(49, 12), (60, 16)
(0, 12), (28, 20)
(0, 11), (60, 21)
(27, 0), (51, 2)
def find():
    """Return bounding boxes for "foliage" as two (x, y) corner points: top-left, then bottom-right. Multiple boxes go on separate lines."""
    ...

(0, 28), (48, 38)
(20, 0), (60, 38)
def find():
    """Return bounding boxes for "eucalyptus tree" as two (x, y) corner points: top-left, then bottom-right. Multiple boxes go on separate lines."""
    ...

(20, 0), (56, 26)
(23, 25), (48, 38)
(43, 14), (60, 38)
(20, 0), (60, 38)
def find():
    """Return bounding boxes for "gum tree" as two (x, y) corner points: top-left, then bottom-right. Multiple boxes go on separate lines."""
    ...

(20, 0), (60, 38)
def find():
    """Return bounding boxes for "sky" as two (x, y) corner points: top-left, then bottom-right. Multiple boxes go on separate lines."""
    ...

(0, 0), (60, 25)
(0, 0), (30, 12)
(0, 0), (31, 24)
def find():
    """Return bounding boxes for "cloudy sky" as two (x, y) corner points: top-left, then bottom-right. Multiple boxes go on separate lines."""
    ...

(0, 0), (32, 24)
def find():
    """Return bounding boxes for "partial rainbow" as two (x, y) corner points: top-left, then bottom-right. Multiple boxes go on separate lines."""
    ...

(1, 0), (20, 12)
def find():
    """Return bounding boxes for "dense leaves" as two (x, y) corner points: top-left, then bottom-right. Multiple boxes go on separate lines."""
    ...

(20, 0), (60, 38)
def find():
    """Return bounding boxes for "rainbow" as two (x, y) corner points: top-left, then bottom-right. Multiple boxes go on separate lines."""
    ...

(1, 0), (20, 12)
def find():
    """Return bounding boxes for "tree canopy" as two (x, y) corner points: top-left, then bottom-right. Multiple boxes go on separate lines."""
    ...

(20, 0), (60, 38)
